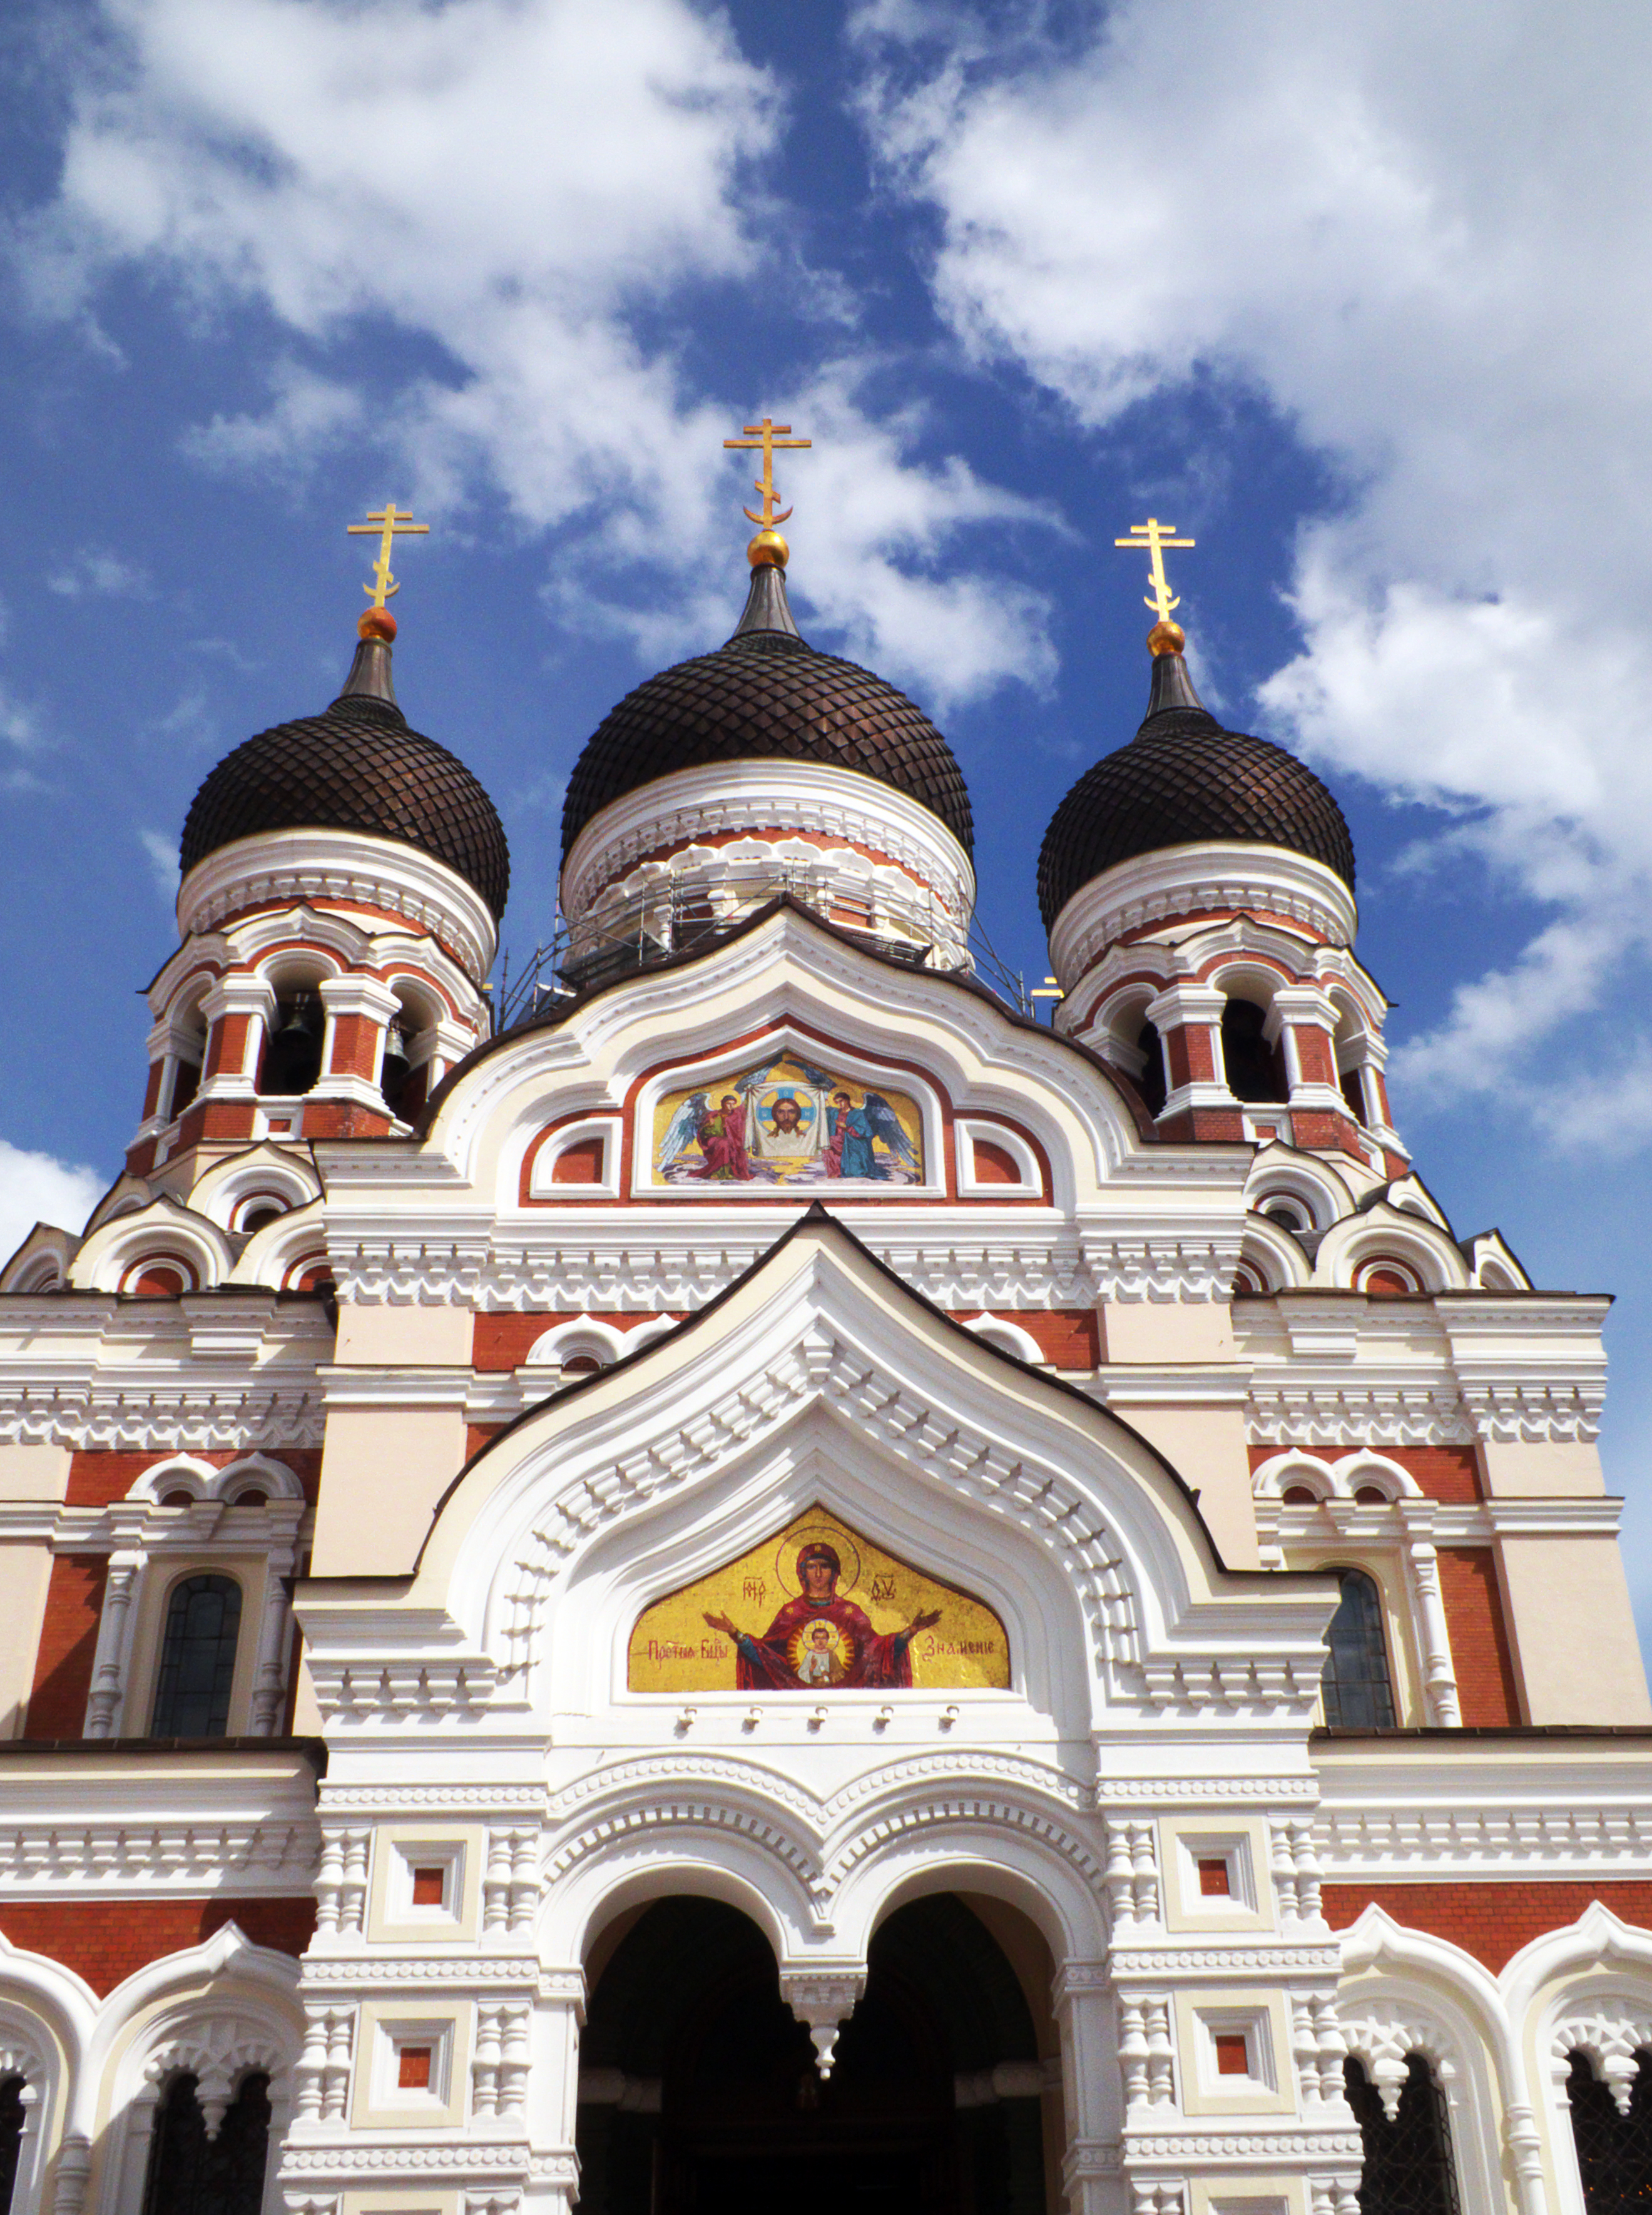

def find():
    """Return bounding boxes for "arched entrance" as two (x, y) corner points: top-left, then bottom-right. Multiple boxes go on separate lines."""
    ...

(577, 1894), (1054, 2215)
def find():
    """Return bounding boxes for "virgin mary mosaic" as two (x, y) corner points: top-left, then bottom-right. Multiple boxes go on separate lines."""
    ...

(651, 1052), (924, 1186)
(628, 1510), (1011, 1693)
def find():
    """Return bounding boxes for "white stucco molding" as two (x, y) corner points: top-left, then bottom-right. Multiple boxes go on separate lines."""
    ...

(1049, 843), (1359, 993)
(300, 1214), (1337, 1736)
(561, 759), (976, 925)
(178, 827), (499, 983)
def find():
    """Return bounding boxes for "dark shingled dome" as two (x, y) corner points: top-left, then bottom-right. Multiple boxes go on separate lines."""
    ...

(181, 692), (510, 919)
(561, 573), (972, 858)
(1038, 681), (1355, 930)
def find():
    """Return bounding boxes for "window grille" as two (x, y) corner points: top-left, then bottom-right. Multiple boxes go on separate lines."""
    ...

(1345, 2055), (1460, 2215)
(1566, 2049), (1652, 2210)
(140, 2070), (272, 2215)
(151, 1576), (242, 1738)
(1322, 1567), (1397, 1728)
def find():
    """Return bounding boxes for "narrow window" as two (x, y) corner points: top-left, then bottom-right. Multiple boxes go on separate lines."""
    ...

(141, 2069), (272, 2215)
(1345, 2054), (1461, 2215)
(1340, 1066), (1366, 1121)
(1221, 999), (1288, 1104)
(0, 2074), (25, 2215)
(151, 1575), (243, 1738)
(1135, 1019), (1168, 1117)
(1567, 2048), (1652, 2211)
(1321, 1568), (1396, 1729)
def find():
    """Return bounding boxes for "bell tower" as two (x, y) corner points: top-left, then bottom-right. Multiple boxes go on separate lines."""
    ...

(1038, 522), (1407, 1175)
(128, 507), (510, 1198)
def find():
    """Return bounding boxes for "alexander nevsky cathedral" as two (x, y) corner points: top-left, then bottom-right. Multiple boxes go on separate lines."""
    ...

(0, 432), (1649, 2215)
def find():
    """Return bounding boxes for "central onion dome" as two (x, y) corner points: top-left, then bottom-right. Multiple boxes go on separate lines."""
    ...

(181, 614), (510, 920)
(562, 568), (972, 857)
(558, 542), (976, 984)
(1038, 626), (1352, 931)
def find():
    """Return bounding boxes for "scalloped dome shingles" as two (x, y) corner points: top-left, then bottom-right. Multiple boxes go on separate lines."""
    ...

(1037, 705), (1355, 929)
(560, 629), (973, 858)
(180, 696), (510, 919)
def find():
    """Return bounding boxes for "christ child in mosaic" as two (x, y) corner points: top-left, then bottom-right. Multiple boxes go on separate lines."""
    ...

(703, 1541), (940, 1690)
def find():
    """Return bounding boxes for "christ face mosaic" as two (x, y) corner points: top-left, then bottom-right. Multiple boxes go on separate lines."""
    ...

(651, 1052), (925, 1188)
(628, 1508), (1011, 1694)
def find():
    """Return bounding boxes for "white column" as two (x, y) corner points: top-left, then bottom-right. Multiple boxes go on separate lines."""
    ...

(247, 1527), (300, 1735)
(196, 974), (277, 1104)
(83, 1551), (142, 1739)
(1399, 1504), (1462, 1726)
(533, 1968), (586, 2215)
(1053, 1960), (1127, 2215)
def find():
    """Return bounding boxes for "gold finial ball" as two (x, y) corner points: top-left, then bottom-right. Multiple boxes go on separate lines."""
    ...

(1146, 619), (1185, 657)
(748, 528), (790, 569)
(359, 608), (397, 642)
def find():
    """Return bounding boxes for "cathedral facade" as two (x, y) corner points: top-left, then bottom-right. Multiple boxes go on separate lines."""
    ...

(0, 498), (1649, 2215)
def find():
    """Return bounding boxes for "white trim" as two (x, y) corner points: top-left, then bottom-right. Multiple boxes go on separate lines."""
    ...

(178, 828), (498, 984)
(956, 1119), (1041, 1196)
(561, 758), (976, 925)
(1049, 843), (1358, 990)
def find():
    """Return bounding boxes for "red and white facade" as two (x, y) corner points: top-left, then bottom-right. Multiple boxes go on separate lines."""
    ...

(0, 606), (1647, 2215)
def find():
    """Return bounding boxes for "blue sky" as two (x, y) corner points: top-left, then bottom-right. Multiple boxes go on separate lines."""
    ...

(3, 0), (1651, 1650)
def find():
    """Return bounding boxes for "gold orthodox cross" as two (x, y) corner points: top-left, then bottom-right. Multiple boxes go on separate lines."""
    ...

(723, 419), (812, 527)
(347, 501), (430, 608)
(1115, 517), (1195, 621)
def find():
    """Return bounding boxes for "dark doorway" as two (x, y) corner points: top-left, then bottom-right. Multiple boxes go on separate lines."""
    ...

(577, 1895), (1049, 2215)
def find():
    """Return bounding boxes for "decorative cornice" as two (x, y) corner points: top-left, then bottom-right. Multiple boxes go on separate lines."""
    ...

(179, 827), (498, 982)
(1050, 843), (1357, 992)
(333, 1230), (1243, 1310)
(562, 760), (975, 925)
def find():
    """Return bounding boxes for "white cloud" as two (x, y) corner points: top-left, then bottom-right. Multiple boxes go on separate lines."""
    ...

(859, 1), (1652, 1132)
(139, 826), (180, 900)
(24, 0), (1050, 701)
(0, 1138), (105, 1267)
(183, 358), (364, 476)
(46, 546), (154, 598)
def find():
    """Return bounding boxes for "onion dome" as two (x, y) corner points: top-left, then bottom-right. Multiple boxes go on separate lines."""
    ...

(180, 609), (510, 918)
(561, 556), (972, 858)
(1038, 623), (1353, 929)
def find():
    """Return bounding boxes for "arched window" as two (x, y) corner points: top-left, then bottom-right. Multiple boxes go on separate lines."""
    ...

(141, 2069), (272, 2215)
(1345, 2054), (1460, 2214)
(262, 990), (325, 1096)
(0, 2074), (25, 2215)
(151, 1576), (242, 1738)
(1567, 2049), (1652, 2211)
(1321, 1568), (1396, 1728)
(1135, 1019), (1167, 1117)
(1221, 999), (1288, 1104)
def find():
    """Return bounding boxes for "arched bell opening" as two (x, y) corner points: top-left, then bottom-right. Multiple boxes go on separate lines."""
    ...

(1220, 996), (1288, 1105)
(576, 1893), (1051, 2215)
(259, 967), (329, 1098)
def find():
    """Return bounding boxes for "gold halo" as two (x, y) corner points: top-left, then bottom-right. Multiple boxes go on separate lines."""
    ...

(776, 1520), (860, 1598)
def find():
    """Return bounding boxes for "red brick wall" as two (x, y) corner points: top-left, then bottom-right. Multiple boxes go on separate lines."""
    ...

(961, 1311), (1101, 1367)
(66, 1449), (322, 1507)
(1323, 1881), (1652, 1973)
(1437, 1546), (1522, 1724)
(1247, 1444), (1483, 1503)
(0, 1897), (316, 1995)
(466, 1422), (507, 1460)
(25, 1556), (106, 1738)
(472, 1313), (683, 1372)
